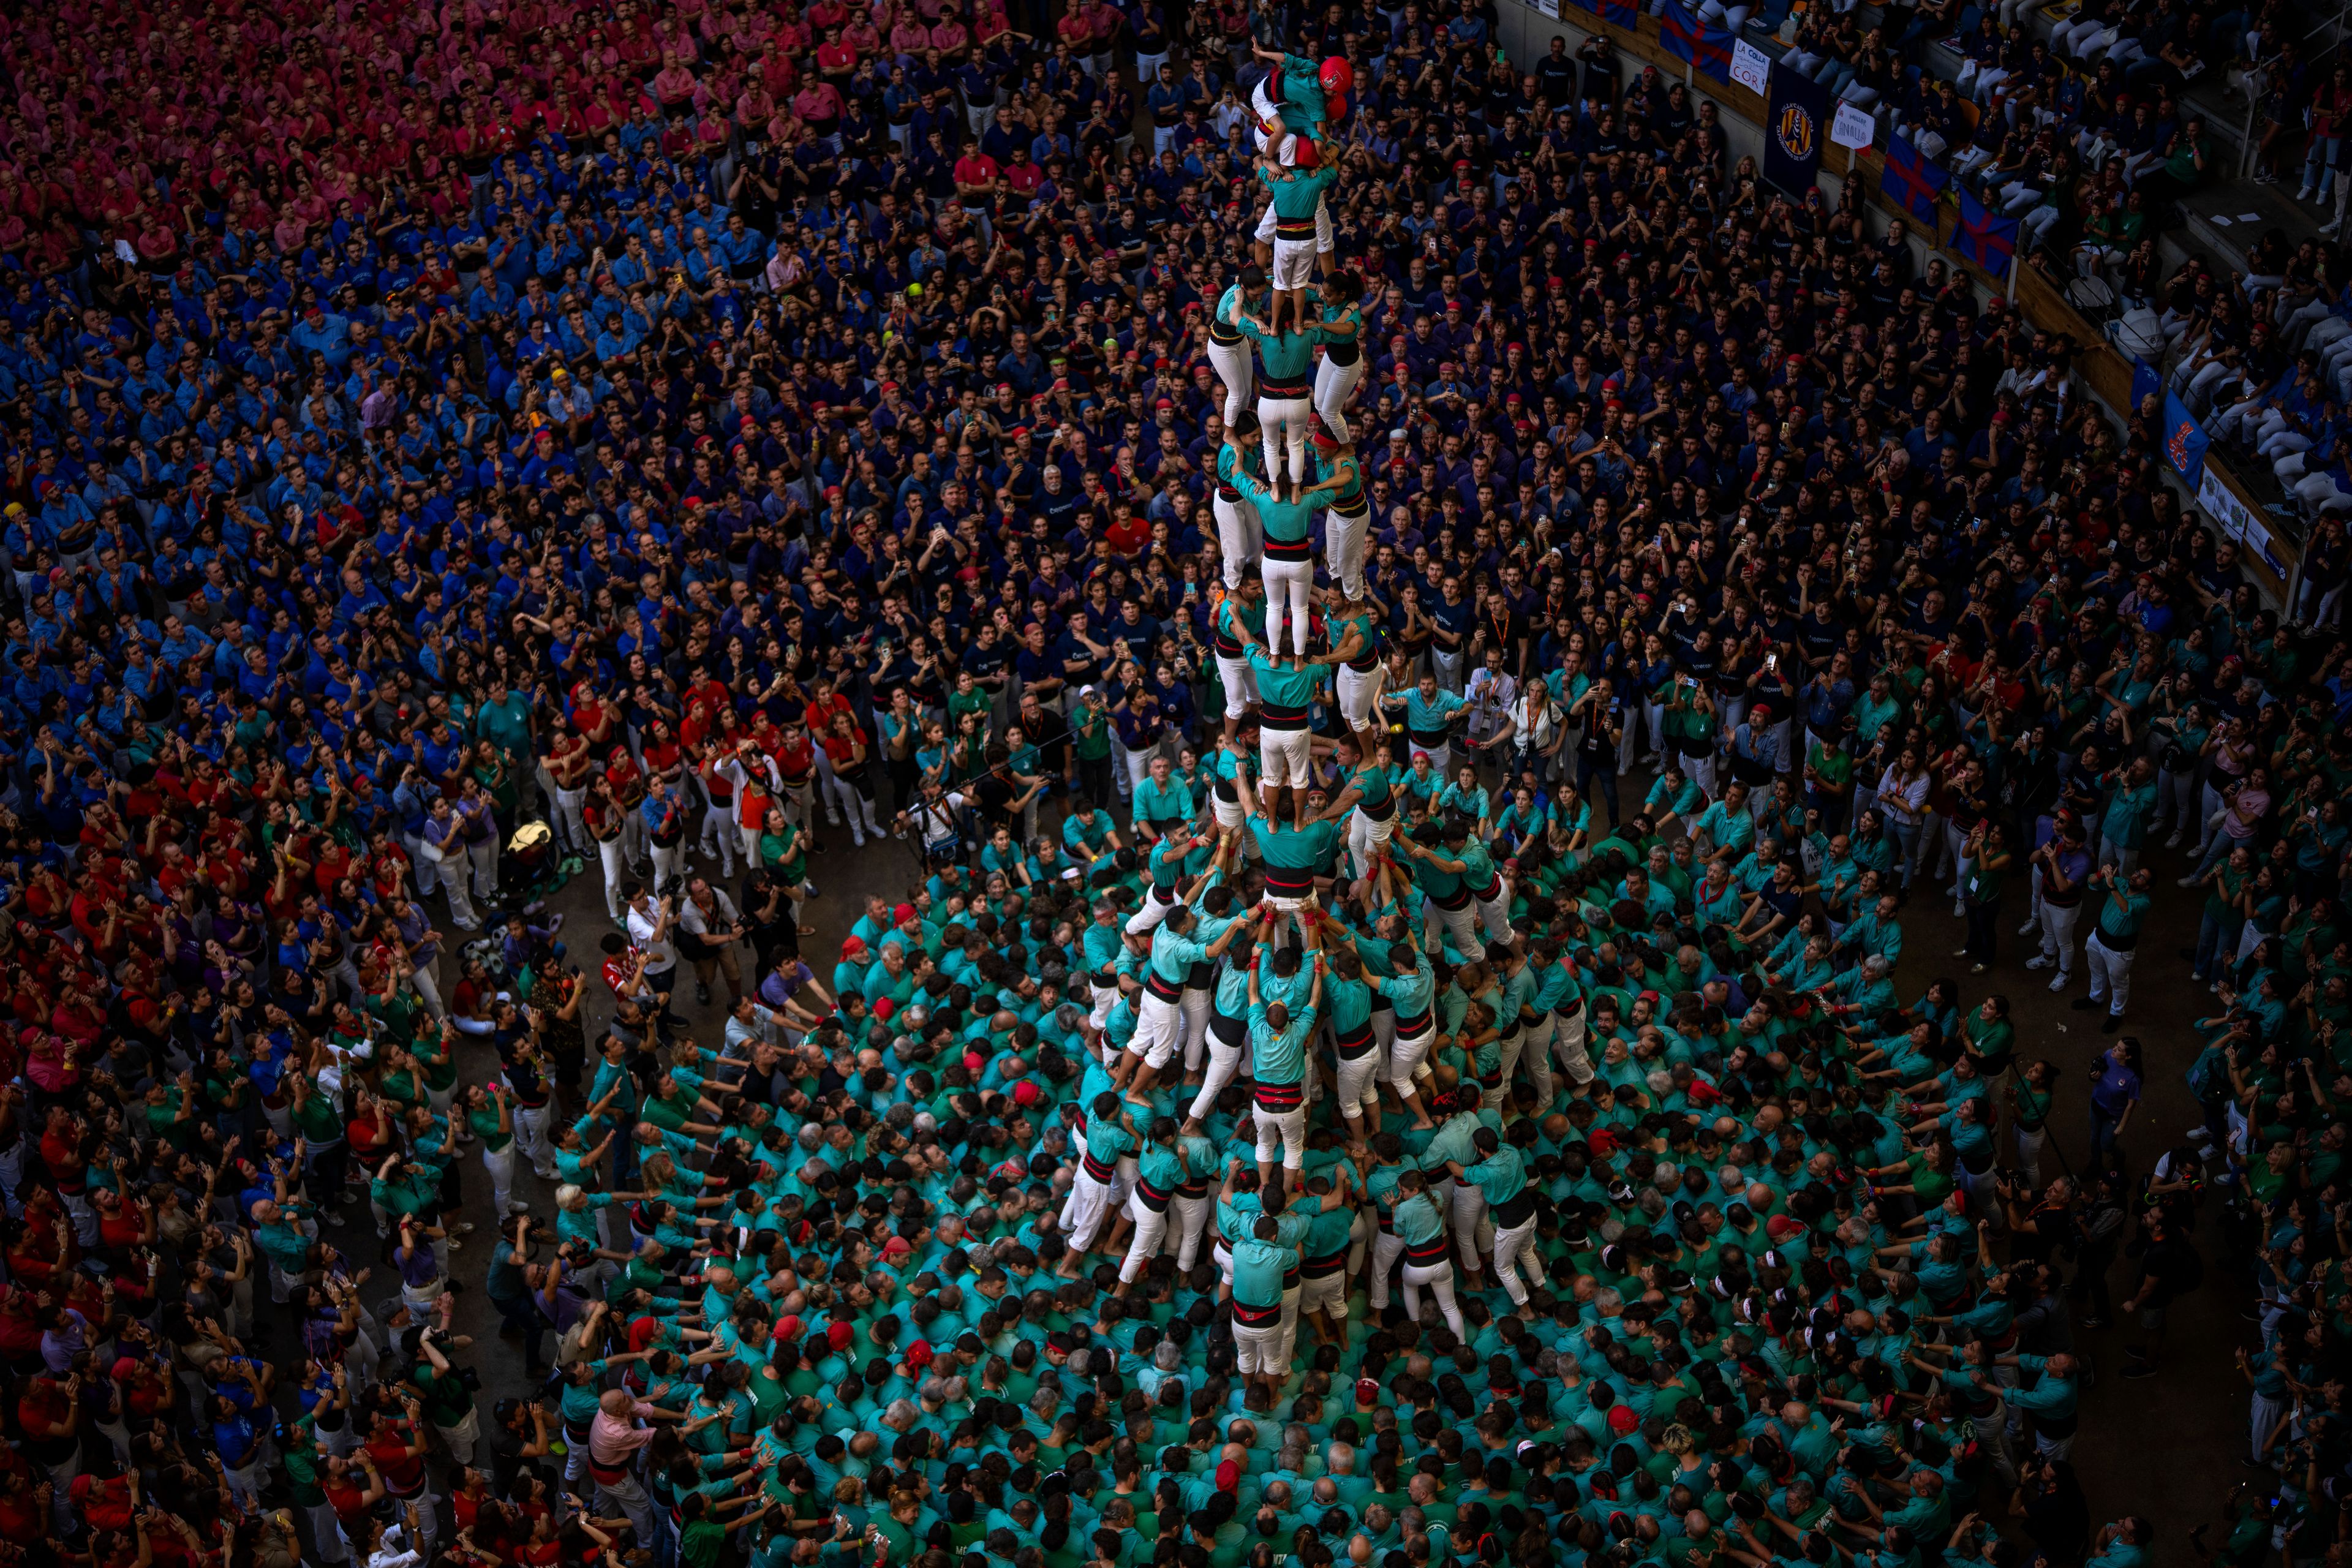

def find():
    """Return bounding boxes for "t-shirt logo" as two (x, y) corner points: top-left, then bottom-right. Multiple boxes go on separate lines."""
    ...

(1776, 103), (1817, 162)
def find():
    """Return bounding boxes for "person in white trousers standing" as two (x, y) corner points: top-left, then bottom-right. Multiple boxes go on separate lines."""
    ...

(2075, 864), (2154, 1031)
(1208, 265), (1265, 425)
(2026, 826), (2094, 992)
(1312, 426), (1369, 598)
(1213, 415), (1267, 589)
(1311, 268), (1366, 440)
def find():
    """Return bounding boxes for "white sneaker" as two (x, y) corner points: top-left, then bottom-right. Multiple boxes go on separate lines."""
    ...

(2025, 955), (2049, 970)
(2176, 873), (2201, 886)
(2016, 918), (2038, 935)
(2048, 973), (2069, 992)
(851, 831), (867, 849)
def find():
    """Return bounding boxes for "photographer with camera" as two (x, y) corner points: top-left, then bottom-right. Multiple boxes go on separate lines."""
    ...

(620, 884), (684, 1030)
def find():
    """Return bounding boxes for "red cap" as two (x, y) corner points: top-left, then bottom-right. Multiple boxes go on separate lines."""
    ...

(827, 1321), (856, 1350)
(1013, 1080), (1044, 1107)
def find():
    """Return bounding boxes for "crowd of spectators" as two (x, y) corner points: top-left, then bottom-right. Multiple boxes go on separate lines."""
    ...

(1754, 0), (2263, 287)
(0, 4), (2348, 1568)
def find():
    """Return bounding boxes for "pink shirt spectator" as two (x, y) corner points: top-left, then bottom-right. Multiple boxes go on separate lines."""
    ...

(792, 83), (843, 125)
(588, 1403), (659, 1467)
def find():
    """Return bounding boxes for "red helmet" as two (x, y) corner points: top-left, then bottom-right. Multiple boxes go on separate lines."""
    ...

(1326, 89), (1349, 122)
(1290, 134), (1320, 169)
(1319, 57), (1354, 96)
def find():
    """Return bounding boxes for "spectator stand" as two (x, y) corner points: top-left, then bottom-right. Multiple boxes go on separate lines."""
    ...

(1493, 0), (2307, 605)
(1905, 2), (2343, 273)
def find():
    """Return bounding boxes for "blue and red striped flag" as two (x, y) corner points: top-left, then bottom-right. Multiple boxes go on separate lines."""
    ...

(1659, 1), (1735, 80)
(1593, 0), (1640, 28)
(1952, 190), (2021, 274)
(1880, 133), (1948, 225)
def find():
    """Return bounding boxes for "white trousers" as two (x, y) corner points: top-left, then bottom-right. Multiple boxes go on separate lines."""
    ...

(1336, 662), (1382, 733)
(1325, 503), (1370, 599)
(1189, 1021), (1247, 1122)
(1130, 991), (1184, 1069)
(1213, 490), (1261, 586)
(1259, 722), (1311, 789)
(1262, 554), (1314, 658)
(1552, 1009), (1594, 1087)
(1449, 1180), (1491, 1276)
(595, 836), (627, 920)
(483, 1139), (516, 1217)
(1208, 335), (1255, 424)
(2038, 900), (2081, 978)
(1368, 1229), (1406, 1308)
(1314, 352), (1366, 442)
(1217, 652), (1259, 718)
(2086, 932), (2135, 1017)
(1402, 1258), (1464, 1338)
(1061, 1169), (1117, 1251)
(1258, 394), (1313, 486)
(1270, 234), (1317, 291)
(698, 802), (738, 874)
(1253, 1101), (1308, 1169)
(1234, 1313), (1286, 1374)
(1474, 880), (1513, 947)
(1426, 895), (1484, 961)
(1388, 1025), (1435, 1089)
(1492, 1213), (1542, 1305)
(1118, 1196), (1169, 1283)
(1335, 1046), (1382, 1122)
(1172, 1193), (1211, 1269)
(1347, 806), (1394, 879)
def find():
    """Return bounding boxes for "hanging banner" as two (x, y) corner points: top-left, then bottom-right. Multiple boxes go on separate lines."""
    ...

(1763, 61), (1829, 196)
(1881, 133), (1949, 224)
(2196, 467), (2288, 578)
(1831, 102), (1877, 151)
(2163, 391), (2211, 489)
(1730, 39), (1771, 95)
(1659, 1), (1735, 80)
(1952, 190), (2021, 276)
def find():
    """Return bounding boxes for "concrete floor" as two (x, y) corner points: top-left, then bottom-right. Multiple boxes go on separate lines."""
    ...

(407, 791), (2253, 1548)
